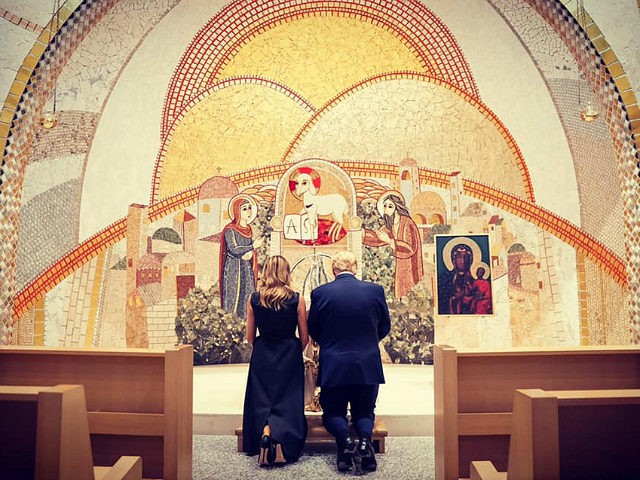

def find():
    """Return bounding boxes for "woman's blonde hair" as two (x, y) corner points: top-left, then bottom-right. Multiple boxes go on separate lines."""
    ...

(258, 255), (294, 310)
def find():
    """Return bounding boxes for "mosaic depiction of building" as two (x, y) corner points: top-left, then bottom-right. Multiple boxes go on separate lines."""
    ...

(2, 0), (639, 359)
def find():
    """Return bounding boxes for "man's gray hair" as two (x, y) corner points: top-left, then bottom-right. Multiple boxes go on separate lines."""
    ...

(332, 250), (357, 274)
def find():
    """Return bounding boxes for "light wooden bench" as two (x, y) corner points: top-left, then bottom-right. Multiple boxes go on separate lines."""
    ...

(0, 345), (193, 480)
(433, 345), (640, 480)
(470, 388), (640, 480)
(235, 415), (387, 453)
(0, 384), (142, 480)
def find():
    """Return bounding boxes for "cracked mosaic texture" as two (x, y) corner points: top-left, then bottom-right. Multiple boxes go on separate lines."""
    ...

(491, 0), (578, 79)
(56, 0), (179, 112)
(489, 0), (634, 342)
(159, 83), (312, 197)
(218, 16), (425, 107)
(288, 79), (528, 198)
(0, 22), (38, 105)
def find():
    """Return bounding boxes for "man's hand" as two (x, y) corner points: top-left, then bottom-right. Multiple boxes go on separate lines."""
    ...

(376, 230), (391, 244)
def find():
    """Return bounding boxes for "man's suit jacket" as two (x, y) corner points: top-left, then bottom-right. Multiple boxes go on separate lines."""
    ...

(308, 273), (391, 387)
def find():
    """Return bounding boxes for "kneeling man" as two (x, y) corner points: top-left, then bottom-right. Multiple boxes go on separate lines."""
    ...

(308, 251), (391, 472)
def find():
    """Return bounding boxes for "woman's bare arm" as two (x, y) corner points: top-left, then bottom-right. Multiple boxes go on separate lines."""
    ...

(297, 295), (309, 350)
(245, 299), (256, 345)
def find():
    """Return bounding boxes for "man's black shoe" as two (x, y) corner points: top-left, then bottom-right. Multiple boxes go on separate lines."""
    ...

(337, 436), (356, 471)
(358, 437), (377, 471)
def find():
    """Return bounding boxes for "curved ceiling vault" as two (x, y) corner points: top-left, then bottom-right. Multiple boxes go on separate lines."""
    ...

(153, 0), (495, 202)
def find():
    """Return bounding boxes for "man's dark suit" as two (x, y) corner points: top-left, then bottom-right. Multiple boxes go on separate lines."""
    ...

(308, 272), (391, 445)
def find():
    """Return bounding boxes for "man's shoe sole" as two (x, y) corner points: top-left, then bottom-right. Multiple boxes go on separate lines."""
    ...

(337, 445), (356, 471)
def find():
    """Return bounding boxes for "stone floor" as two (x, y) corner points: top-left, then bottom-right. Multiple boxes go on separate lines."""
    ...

(193, 435), (435, 479)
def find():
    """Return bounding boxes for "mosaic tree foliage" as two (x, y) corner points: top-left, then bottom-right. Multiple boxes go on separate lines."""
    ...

(175, 285), (250, 365)
(255, 201), (274, 268)
(358, 200), (435, 364)
(384, 279), (435, 365)
(175, 201), (273, 365)
(423, 223), (452, 244)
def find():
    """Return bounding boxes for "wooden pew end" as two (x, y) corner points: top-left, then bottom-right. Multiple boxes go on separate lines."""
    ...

(94, 456), (143, 480)
(470, 460), (506, 480)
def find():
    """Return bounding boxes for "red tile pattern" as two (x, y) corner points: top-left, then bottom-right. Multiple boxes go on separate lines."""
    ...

(151, 76), (316, 203)
(0, 8), (44, 33)
(161, 0), (479, 139)
(280, 72), (534, 201)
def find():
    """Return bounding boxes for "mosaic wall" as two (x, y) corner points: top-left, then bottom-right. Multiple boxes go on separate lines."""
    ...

(1, 0), (638, 352)
(490, 0), (625, 258)
(35, 166), (585, 361)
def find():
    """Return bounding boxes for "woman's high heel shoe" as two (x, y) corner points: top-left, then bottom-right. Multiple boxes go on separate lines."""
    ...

(273, 441), (286, 465)
(258, 434), (272, 466)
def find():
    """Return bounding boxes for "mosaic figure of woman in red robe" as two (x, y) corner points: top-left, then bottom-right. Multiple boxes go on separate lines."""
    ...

(220, 194), (263, 318)
(364, 191), (424, 298)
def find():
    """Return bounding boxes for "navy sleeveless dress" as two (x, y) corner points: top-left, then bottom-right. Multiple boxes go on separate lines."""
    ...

(242, 292), (308, 461)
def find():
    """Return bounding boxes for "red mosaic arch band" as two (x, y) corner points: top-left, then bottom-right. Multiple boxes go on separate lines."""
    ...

(201, 8), (442, 88)
(529, 0), (640, 339)
(12, 219), (127, 318)
(462, 181), (627, 283)
(148, 188), (199, 223)
(281, 72), (535, 202)
(12, 161), (624, 318)
(162, 0), (478, 138)
(151, 76), (316, 204)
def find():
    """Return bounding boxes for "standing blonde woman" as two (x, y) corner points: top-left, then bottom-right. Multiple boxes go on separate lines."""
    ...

(242, 255), (309, 466)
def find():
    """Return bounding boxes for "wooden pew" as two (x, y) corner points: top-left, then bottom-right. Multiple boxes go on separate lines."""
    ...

(433, 345), (640, 480)
(470, 388), (640, 480)
(234, 415), (388, 453)
(0, 346), (193, 480)
(0, 384), (142, 480)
